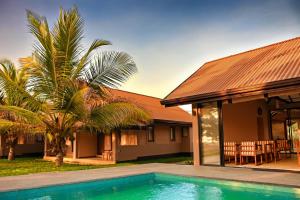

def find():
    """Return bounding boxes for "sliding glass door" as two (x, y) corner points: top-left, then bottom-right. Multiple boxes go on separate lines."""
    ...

(200, 103), (221, 165)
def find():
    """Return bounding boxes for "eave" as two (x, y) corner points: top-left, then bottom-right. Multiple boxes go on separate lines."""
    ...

(161, 77), (300, 107)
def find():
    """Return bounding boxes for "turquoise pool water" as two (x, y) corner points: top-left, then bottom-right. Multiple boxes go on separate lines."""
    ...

(1, 173), (300, 200)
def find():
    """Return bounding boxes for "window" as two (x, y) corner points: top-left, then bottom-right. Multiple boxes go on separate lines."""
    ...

(35, 135), (44, 144)
(182, 127), (189, 137)
(147, 126), (154, 142)
(17, 136), (25, 144)
(120, 131), (138, 146)
(170, 127), (176, 141)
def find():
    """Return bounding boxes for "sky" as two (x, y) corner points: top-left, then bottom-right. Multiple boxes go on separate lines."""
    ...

(1, 0), (300, 105)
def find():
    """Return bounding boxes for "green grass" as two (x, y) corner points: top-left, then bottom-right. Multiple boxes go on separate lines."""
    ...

(0, 156), (192, 177)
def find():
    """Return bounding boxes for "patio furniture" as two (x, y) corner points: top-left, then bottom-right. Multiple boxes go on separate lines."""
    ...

(276, 140), (291, 158)
(240, 141), (263, 165)
(103, 150), (113, 160)
(269, 140), (281, 162)
(224, 142), (240, 165)
(257, 140), (273, 162)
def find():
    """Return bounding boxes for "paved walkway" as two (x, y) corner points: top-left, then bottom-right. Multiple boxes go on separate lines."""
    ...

(0, 163), (300, 192)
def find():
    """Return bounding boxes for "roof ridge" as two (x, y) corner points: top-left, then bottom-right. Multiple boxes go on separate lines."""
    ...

(111, 88), (162, 100)
(205, 36), (300, 64)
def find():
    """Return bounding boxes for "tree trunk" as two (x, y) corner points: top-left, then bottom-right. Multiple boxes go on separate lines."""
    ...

(53, 133), (66, 167)
(55, 151), (64, 167)
(8, 146), (15, 161)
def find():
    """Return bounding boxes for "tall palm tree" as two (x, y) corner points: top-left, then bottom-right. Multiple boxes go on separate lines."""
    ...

(0, 59), (43, 160)
(0, 7), (149, 166)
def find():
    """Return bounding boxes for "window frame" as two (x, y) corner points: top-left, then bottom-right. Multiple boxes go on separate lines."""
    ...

(170, 127), (176, 141)
(147, 126), (155, 142)
(182, 127), (189, 137)
(120, 131), (138, 146)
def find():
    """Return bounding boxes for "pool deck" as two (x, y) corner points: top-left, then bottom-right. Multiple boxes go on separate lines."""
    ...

(0, 163), (300, 192)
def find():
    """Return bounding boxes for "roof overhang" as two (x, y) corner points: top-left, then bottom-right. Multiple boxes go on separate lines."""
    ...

(152, 119), (192, 126)
(161, 77), (300, 107)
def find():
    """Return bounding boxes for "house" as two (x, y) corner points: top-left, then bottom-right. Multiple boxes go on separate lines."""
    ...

(0, 135), (44, 157)
(49, 89), (192, 163)
(161, 37), (300, 170)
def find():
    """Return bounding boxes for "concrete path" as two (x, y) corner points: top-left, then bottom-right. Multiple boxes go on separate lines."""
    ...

(0, 163), (300, 192)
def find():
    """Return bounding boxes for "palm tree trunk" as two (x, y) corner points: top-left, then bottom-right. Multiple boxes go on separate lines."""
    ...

(8, 145), (15, 161)
(55, 137), (65, 167)
(55, 151), (64, 167)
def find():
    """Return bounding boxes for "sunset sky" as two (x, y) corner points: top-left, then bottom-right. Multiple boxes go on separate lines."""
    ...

(1, 0), (300, 101)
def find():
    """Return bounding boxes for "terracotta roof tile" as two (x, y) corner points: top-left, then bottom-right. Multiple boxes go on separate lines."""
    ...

(110, 89), (192, 123)
(163, 37), (300, 104)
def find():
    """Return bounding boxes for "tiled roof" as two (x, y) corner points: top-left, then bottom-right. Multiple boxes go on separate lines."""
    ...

(109, 89), (192, 124)
(162, 37), (300, 105)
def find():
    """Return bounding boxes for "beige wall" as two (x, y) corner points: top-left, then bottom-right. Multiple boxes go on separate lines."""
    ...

(223, 100), (270, 142)
(116, 124), (192, 162)
(272, 121), (286, 139)
(77, 132), (97, 158)
(70, 124), (192, 161)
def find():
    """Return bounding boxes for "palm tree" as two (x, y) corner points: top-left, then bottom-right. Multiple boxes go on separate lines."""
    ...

(0, 59), (43, 160)
(0, 7), (149, 166)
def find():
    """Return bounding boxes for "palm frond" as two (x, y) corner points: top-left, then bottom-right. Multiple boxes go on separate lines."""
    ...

(83, 51), (137, 90)
(0, 59), (43, 111)
(0, 59), (17, 81)
(53, 7), (84, 76)
(88, 102), (150, 132)
(0, 105), (43, 125)
(26, 9), (57, 89)
(0, 119), (14, 133)
(54, 81), (89, 120)
(0, 119), (44, 135)
(72, 39), (111, 79)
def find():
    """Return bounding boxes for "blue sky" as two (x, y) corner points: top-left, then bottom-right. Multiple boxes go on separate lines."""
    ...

(1, 0), (300, 100)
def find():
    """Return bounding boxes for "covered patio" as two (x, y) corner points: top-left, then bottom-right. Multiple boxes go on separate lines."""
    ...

(161, 37), (300, 171)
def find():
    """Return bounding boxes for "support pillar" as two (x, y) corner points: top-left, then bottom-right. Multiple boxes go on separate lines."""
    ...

(111, 131), (118, 163)
(218, 100), (225, 166)
(192, 104), (201, 166)
(73, 132), (78, 159)
(43, 134), (48, 158)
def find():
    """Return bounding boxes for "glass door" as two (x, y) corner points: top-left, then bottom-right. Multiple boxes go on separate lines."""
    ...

(200, 103), (221, 165)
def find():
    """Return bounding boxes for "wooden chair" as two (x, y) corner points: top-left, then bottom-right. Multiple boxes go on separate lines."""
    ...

(224, 142), (240, 165)
(276, 140), (291, 158)
(269, 140), (281, 162)
(240, 141), (263, 165)
(103, 150), (113, 160)
(257, 140), (273, 162)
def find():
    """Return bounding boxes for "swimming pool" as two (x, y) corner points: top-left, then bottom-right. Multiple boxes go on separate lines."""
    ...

(0, 173), (299, 199)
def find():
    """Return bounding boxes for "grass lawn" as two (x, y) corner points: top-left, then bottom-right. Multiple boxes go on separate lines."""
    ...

(0, 156), (192, 177)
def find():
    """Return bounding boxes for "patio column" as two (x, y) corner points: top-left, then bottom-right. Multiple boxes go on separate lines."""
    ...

(218, 100), (225, 166)
(43, 134), (48, 158)
(192, 104), (201, 166)
(72, 132), (78, 159)
(111, 131), (118, 163)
